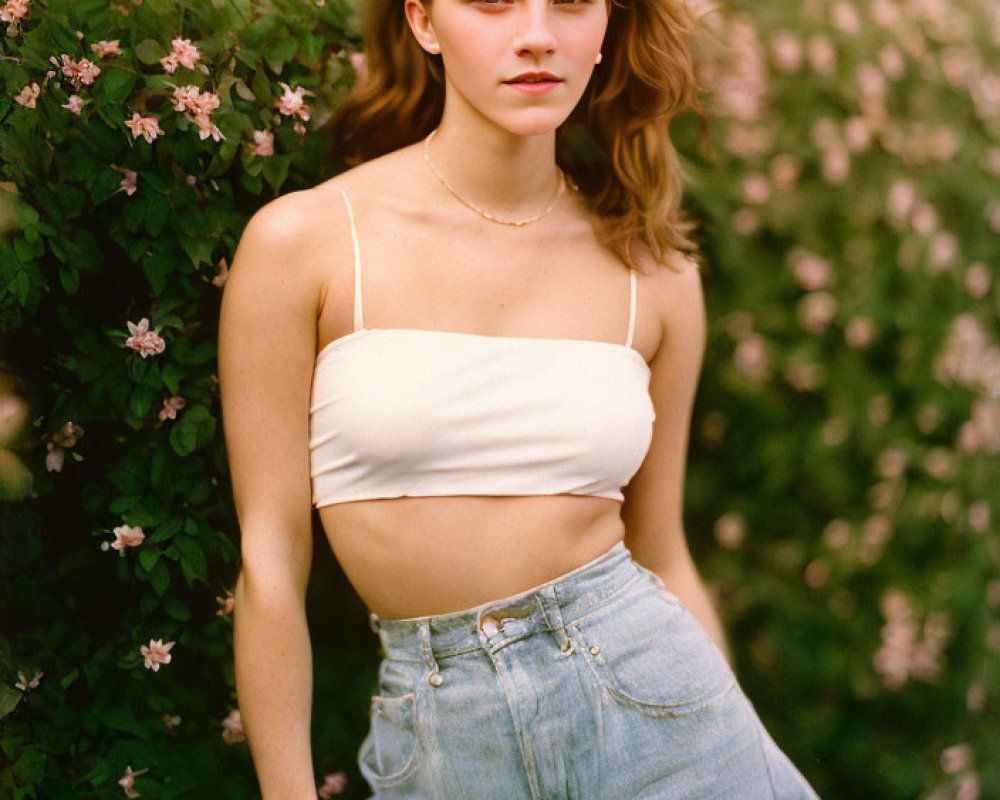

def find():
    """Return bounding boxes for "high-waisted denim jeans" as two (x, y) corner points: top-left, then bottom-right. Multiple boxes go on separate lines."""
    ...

(359, 540), (820, 799)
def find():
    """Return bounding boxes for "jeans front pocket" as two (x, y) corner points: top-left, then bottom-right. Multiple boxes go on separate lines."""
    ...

(358, 660), (423, 792)
(570, 581), (736, 718)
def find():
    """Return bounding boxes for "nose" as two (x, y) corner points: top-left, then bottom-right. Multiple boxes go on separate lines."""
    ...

(511, 1), (558, 57)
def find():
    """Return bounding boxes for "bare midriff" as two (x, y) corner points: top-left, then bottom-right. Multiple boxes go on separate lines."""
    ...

(317, 495), (625, 620)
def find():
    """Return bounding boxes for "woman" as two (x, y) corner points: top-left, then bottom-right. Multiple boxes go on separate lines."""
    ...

(218, 0), (822, 796)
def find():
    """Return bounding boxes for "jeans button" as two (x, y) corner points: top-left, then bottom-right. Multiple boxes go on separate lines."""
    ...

(481, 618), (500, 637)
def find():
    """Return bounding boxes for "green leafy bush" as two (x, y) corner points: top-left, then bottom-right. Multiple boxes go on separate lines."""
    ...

(0, 0), (997, 798)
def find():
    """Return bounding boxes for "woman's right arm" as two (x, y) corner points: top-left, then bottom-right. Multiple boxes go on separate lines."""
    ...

(218, 192), (325, 800)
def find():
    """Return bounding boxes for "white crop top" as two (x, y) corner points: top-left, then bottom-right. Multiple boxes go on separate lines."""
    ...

(308, 191), (656, 508)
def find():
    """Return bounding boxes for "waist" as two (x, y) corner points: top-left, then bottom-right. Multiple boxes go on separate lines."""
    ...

(370, 539), (645, 661)
(319, 494), (624, 619)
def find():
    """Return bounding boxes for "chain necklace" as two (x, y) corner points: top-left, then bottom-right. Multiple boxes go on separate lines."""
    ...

(422, 128), (566, 227)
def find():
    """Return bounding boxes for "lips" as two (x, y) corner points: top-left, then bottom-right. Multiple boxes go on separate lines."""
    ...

(504, 71), (562, 84)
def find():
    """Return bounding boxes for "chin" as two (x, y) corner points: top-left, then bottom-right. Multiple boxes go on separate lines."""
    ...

(497, 110), (574, 139)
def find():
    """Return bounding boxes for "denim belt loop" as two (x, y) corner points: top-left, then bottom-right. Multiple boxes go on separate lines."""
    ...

(368, 611), (381, 634)
(418, 621), (444, 687)
(537, 588), (575, 655)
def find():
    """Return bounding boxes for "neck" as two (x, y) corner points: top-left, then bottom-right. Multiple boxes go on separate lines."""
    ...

(425, 109), (562, 219)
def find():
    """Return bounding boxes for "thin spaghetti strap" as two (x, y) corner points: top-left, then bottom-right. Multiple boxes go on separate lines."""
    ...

(339, 189), (364, 331)
(625, 269), (637, 349)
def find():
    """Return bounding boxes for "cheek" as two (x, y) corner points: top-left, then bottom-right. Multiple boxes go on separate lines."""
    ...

(436, 18), (508, 77)
(559, 15), (607, 62)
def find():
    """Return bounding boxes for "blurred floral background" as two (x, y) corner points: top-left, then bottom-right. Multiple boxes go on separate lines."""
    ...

(0, 0), (997, 797)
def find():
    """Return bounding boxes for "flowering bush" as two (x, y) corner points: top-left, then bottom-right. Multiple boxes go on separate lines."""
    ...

(682, 0), (1000, 797)
(0, 0), (364, 796)
(0, 0), (997, 798)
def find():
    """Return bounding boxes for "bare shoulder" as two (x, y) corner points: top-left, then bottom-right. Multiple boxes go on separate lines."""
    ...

(632, 244), (706, 358)
(310, 143), (424, 206)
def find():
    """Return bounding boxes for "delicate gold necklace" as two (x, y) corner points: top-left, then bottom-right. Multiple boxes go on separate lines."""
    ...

(422, 128), (566, 227)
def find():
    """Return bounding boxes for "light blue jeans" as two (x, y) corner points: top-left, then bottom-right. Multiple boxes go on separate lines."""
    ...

(360, 540), (820, 799)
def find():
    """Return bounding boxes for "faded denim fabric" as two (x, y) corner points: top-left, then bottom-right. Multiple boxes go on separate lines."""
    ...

(359, 541), (821, 800)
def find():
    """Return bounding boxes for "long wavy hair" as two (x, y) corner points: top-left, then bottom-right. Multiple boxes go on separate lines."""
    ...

(329, 0), (710, 273)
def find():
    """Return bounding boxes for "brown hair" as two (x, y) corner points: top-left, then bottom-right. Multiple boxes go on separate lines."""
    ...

(330, 0), (710, 273)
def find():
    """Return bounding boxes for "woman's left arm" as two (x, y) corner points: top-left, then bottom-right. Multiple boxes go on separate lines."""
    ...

(620, 252), (730, 663)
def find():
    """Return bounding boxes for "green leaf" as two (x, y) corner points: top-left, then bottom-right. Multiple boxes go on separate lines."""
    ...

(161, 361), (182, 394)
(58, 264), (80, 295)
(168, 419), (198, 456)
(128, 385), (157, 419)
(59, 668), (80, 690)
(262, 153), (291, 194)
(142, 253), (175, 296)
(145, 193), (170, 237)
(104, 705), (149, 740)
(149, 559), (170, 596)
(134, 38), (163, 65)
(138, 545), (160, 571)
(162, 594), (191, 622)
(96, 69), (139, 107)
(174, 536), (208, 583)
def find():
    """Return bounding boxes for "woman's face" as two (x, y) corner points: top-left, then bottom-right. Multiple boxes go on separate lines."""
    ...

(406, 0), (609, 137)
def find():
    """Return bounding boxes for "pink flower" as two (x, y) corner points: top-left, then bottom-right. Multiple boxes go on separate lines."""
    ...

(215, 592), (234, 616)
(349, 52), (368, 81)
(769, 153), (801, 189)
(171, 85), (201, 113)
(125, 113), (163, 144)
(878, 43), (906, 81)
(161, 37), (201, 73)
(170, 86), (224, 141)
(806, 33), (836, 75)
(0, 0), (30, 24)
(886, 178), (917, 223)
(822, 519), (851, 550)
(14, 82), (40, 108)
(910, 200), (939, 234)
(158, 395), (186, 421)
(318, 771), (348, 798)
(51, 420), (83, 448)
(248, 130), (274, 157)
(14, 669), (43, 691)
(61, 94), (84, 115)
(212, 257), (229, 288)
(968, 501), (990, 534)
(277, 82), (311, 121)
(125, 317), (166, 357)
(713, 511), (745, 549)
(733, 333), (770, 380)
(768, 29), (802, 73)
(91, 40), (120, 58)
(221, 708), (246, 743)
(798, 291), (837, 335)
(928, 230), (959, 272)
(110, 524), (145, 552)
(821, 143), (851, 185)
(804, 558), (829, 589)
(742, 173), (770, 205)
(789, 248), (834, 290)
(843, 116), (872, 153)
(830, 1), (860, 33)
(845, 316), (876, 349)
(140, 638), (175, 671)
(59, 54), (100, 89)
(870, 0), (900, 28)
(45, 444), (65, 473)
(964, 262), (991, 299)
(730, 207), (758, 236)
(118, 765), (149, 799)
(119, 169), (138, 196)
